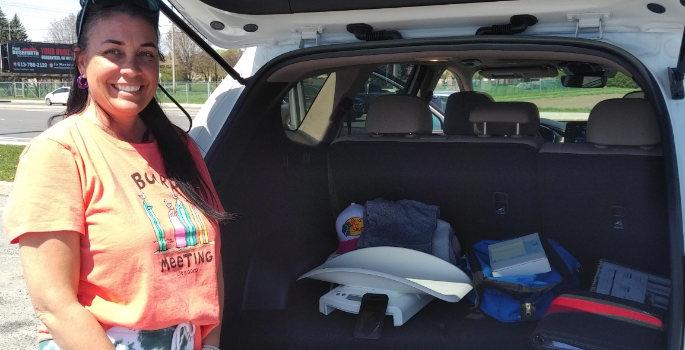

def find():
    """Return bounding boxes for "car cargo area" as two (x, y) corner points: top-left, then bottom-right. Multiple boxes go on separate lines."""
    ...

(209, 42), (678, 350)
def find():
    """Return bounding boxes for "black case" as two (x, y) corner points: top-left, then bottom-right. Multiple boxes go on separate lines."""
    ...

(531, 290), (665, 350)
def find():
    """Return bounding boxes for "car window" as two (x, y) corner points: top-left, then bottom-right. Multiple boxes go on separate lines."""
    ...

(472, 72), (641, 122)
(344, 64), (417, 135)
(431, 70), (461, 112)
(432, 113), (443, 130)
(282, 74), (331, 131)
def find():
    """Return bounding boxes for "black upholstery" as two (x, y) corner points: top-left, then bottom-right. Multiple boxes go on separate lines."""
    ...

(538, 102), (670, 279)
(329, 140), (541, 243)
(330, 97), (543, 244)
(443, 91), (493, 135)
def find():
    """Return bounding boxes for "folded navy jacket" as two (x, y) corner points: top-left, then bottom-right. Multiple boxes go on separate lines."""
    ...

(357, 198), (440, 254)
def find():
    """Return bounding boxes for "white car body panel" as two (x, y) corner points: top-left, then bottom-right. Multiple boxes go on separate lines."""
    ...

(169, 0), (685, 49)
(190, 45), (299, 154)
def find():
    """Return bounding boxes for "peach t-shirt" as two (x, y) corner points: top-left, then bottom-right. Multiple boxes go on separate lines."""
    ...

(4, 114), (223, 349)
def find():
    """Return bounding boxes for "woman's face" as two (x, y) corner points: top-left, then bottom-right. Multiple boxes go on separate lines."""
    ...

(77, 13), (159, 120)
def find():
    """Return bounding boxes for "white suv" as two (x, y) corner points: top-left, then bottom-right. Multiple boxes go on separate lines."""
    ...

(166, 0), (685, 349)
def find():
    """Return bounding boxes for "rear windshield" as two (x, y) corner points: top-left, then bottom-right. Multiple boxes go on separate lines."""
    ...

(471, 72), (641, 122)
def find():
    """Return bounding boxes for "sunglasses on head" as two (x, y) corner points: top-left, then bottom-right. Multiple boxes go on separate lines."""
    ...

(77, 0), (160, 40)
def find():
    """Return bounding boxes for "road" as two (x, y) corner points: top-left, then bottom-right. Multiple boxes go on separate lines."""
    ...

(0, 102), (200, 144)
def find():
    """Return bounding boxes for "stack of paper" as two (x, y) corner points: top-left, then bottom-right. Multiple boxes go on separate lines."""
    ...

(489, 233), (551, 277)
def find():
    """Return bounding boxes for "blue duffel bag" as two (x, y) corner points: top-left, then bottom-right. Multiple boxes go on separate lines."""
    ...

(461, 236), (582, 322)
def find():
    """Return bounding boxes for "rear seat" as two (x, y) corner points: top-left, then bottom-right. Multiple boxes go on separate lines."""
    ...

(442, 91), (493, 135)
(329, 94), (542, 245)
(538, 99), (669, 276)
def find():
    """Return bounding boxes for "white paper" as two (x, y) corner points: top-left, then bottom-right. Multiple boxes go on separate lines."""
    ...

(488, 233), (551, 277)
(595, 262), (648, 303)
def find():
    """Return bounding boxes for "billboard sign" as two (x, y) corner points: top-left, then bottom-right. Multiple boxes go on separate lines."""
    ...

(1, 42), (74, 74)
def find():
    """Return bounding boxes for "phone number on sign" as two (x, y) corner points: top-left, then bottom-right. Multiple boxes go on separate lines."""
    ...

(14, 61), (48, 68)
(177, 268), (199, 276)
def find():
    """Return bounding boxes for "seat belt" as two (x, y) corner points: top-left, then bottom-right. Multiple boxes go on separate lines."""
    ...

(328, 97), (354, 217)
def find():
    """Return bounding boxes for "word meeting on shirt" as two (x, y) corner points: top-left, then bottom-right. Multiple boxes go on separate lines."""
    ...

(161, 250), (214, 274)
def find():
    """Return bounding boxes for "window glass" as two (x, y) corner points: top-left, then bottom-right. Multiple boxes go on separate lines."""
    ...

(343, 64), (417, 135)
(282, 74), (331, 131)
(431, 70), (461, 112)
(432, 113), (443, 130)
(472, 72), (641, 121)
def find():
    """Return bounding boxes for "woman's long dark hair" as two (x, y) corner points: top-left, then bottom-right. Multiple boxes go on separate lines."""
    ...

(50, 2), (229, 222)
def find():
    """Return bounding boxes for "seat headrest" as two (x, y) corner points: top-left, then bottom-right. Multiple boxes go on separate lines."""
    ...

(469, 102), (540, 136)
(623, 91), (644, 99)
(443, 92), (494, 135)
(365, 95), (433, 135)
(586, 99), (660, 147)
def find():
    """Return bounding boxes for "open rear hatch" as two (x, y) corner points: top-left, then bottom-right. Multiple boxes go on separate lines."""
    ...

(169, 0), (685, 49)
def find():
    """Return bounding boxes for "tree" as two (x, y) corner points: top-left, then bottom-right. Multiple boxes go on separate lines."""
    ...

(221, 49), (243, 67)
(163, 26), (201, 82)
(8, 14), (29, 41)
(45, 13), (77, 44)
(606, 72), (639, 89)
(0, 6), (9, 43)
(194, 51), (228, 82)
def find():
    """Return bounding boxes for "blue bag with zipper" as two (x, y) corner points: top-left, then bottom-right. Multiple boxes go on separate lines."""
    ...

(460, 236), (582, 322)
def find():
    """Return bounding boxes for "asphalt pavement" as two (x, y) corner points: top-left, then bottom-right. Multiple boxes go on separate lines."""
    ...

(0, 194), (40, 350)
(0, 101), (201, 145)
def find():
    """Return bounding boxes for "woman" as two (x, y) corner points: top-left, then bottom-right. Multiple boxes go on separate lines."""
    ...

(3, 1), (227, 349)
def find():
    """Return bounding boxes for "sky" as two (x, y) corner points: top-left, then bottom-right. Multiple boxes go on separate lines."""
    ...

(0, 0), (173, 42)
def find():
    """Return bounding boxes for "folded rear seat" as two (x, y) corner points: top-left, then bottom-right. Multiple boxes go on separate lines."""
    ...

(538, 99), (669, 278)
(329, 95), (437, 214)
(330, 94), (543, 246)
(440, 101), (543, 242)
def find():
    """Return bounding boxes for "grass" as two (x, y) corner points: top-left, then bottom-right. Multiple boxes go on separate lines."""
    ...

(537, 107), (592, 113)
(0, 145), (25, 182)
(0, 83), (219, 104)
(484, 87), (635, 101)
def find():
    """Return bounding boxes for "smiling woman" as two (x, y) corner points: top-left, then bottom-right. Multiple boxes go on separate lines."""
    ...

(3, 1), (228, 350)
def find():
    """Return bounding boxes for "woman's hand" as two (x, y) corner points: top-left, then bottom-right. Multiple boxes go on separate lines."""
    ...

(19, 231), (116, 350)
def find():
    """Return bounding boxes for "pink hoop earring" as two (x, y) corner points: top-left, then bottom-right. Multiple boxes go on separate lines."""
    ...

(77, 75), (89, 89)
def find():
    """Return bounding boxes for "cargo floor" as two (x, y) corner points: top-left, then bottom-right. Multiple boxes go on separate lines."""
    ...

(223, 280), (538, 350)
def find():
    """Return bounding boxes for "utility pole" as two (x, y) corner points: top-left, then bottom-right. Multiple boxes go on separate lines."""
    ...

(171, 24), (176, 93)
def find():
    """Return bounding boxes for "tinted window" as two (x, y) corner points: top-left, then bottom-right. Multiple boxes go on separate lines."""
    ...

(344, 64), (417, 135)
(282, 74), (331, 131)
(431, 69), (461, 113)
(472, 72), (641, 122)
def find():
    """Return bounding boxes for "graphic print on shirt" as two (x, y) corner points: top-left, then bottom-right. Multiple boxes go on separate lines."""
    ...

(164, 198), (189, 248)
(173, 193), (198, 246)
(139, 191), (167, 252)
(190, 203), (209, 244)
(131, 170), (216, 275)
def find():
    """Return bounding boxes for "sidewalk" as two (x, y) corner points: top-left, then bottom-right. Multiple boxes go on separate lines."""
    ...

(0, 181), (12, 196)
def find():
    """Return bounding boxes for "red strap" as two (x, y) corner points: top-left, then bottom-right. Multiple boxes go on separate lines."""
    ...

(546, 296), (662, 328)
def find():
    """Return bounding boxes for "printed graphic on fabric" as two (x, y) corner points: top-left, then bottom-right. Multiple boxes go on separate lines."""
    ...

(343, 217), (364, 237)
(189, 204), (209, 244)
(173, 193), (198, 246)
(136, 326), (177, 350)
(139, 191), (167, 252)
(165, 198), (189, 248)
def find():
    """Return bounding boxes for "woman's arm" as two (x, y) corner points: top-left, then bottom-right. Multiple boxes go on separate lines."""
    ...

(202, 256), (224, 347)
(19, 231), (115, 350)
